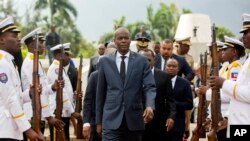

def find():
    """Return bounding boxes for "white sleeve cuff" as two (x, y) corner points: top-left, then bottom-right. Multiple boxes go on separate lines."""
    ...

(83, 123), (90, 127)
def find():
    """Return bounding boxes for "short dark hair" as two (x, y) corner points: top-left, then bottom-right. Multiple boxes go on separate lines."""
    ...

(162, 39), (173, 44)
(141, 48), (155, 58)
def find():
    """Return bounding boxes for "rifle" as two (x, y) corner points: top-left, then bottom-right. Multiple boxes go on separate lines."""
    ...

(207, 24), (223, 141)
(190, 52), (208, 141)
(54, 45), (66, 141)
(31, 32), (42, 134)
(75, 55), (84, 139)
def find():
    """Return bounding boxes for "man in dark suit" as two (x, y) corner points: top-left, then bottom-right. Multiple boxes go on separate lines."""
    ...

(154, 39), (194, 81)
(165, 58), (193, 141)
(139, 49), (176, 141)
(88, 44), (106, 78)
(83, 70), (101, 141)
(96, 27), (156, 141)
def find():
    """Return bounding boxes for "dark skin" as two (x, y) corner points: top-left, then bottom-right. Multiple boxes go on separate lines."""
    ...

(208, 29), (250, 130)
(177, 44), (190, 55)
(96, 27), (154, 137)
(53, 52), (81, 119)
(98, 44), (106, 55)
(153, 43), (160, 54)
(27, 39), (65, 131)
(0, 31), (45, 141)
(140, 50), (174, 132)
(160, 42), (173, 60)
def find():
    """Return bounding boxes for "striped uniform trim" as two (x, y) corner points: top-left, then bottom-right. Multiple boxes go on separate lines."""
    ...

(63, 99), (69, 103)
(13, 113), (25, 119)
(233, 84), (237, 99)
(224, 42), (234, 47)
(2, 25), (17, 33)
(42, 104), (49, 109)
(243, 25), (250, 28)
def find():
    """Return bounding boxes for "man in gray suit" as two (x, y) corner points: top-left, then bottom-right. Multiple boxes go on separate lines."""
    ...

(96, 27), (156, 141)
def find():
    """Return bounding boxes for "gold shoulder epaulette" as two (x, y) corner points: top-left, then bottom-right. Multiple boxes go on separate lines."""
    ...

(53, 60), (59, 65)
(231, 61), (241, 67)
(0, 52), (2, 60)
(29, 54), (34, 60)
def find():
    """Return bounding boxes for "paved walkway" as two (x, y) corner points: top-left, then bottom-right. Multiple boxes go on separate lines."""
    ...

(44, 123), (207, 141)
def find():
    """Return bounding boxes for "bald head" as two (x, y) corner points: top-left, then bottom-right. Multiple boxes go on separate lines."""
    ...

(114, 27), (130, 38)
(114, 27), (131, 55)
(98, 44), (106, 55)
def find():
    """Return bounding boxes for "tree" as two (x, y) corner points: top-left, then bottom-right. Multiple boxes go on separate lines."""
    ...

(34, 0), (77, 26)
(217, 26), (235, 41)
(98, 3), (191, 42)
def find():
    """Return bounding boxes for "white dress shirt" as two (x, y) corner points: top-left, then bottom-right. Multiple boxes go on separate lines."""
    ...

(116, 51), (130, 73)
(171, 75), (177, 89)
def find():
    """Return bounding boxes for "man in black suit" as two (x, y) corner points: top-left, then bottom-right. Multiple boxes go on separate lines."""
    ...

(165, 58), (193, 141)
(83, 70), (101, 141)
(140, 49), (176, 141)
(155, 39), (194, 81)
(88, 44), (106, 78)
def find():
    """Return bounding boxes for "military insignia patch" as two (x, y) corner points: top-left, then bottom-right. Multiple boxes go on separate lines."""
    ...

(55, 68), (59, 74)
(0, 73), (8, 83)
(231, 72), (238, 81)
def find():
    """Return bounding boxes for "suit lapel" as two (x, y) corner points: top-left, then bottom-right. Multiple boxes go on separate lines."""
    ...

(124, 51), (135, 87)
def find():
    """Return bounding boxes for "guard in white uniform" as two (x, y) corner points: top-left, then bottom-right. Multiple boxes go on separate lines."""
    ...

(21, 27), (65, 140)
(210, 13), (250, 138)
(47, 43), (80, 141)
(0, 17), (44, 141)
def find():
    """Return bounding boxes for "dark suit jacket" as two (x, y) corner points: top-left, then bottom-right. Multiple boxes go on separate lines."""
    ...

(172, 76), (193, 133)
(83, 70), (98, 125)
(154, 54), (194, 81)
(67, 64), (78, 91)
(143, 68), (176, 141)
(146, 68), (175, 129)
(88, 55), (99, 78)
(96, 51), (156, 131)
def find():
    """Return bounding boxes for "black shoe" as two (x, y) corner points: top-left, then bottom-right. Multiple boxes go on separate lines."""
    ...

(184, 130), (190, 139)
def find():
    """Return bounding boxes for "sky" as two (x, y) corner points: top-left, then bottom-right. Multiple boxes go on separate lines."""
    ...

(13, 0), (250, 42)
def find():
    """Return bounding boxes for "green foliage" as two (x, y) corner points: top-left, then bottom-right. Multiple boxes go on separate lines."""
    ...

(99, 32), (114, 44)
(217, 26), (235, 41)
(32, 0), (95, 58)
(98, 3), (193, 42)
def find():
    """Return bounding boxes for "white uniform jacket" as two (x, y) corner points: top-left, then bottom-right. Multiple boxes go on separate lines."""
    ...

(47, 60), (74, 117)
(0, 50), (31, 140)
(222, 54), (250, 137)
(21, 52), (54, 120)
(206, 61), (240, 118)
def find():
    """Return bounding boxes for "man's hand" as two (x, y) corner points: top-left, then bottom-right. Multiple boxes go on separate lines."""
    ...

(47, 116), (65, 131)
(143, 106), (154, 123)
(199, 85), (210, 95)
(24, 128), (45, 141)
(83, 126), (91, 139)
(166, 118), (174, 132)
(29, 84), (43, 98)
(202, 118), (211, 130)
(71, 112), (82, 120)
(52, 80), (65, 91)
(209, 76), (225, 89)
(96, 124), (102, 138)
(218, 118), (228, 131)
(73, 91), (83, 100)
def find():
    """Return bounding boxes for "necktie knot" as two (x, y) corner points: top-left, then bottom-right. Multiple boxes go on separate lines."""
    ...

(121, 55), (126, 60)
